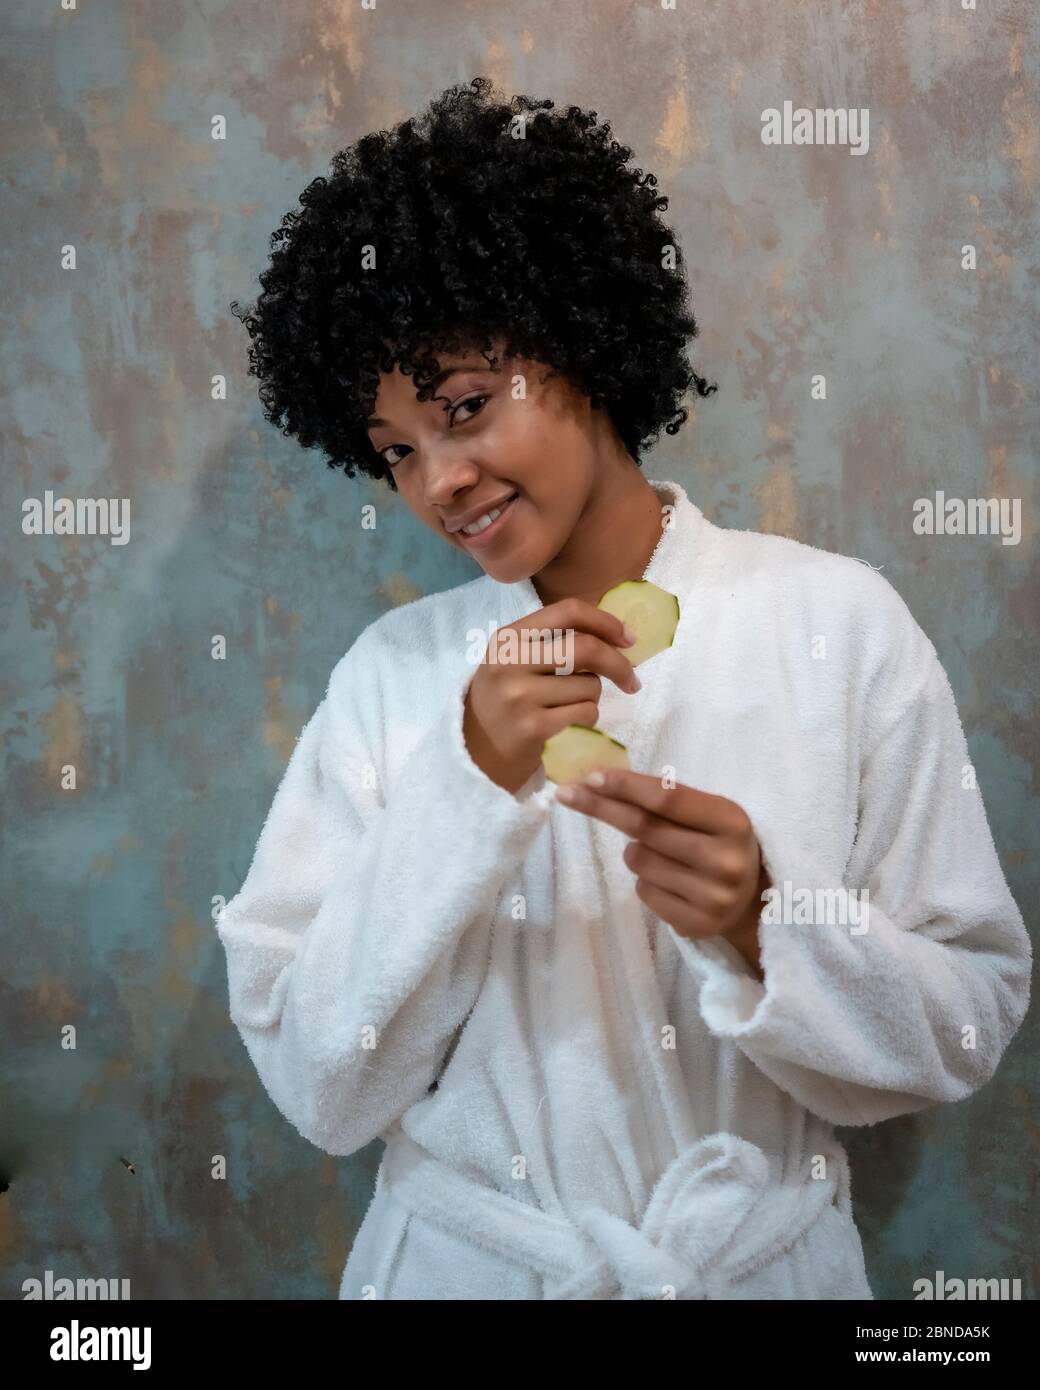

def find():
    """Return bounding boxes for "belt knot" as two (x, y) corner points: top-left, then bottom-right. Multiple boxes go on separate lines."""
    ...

(381, 1126), (848, 1301)
(546, 1134), (844, 1300)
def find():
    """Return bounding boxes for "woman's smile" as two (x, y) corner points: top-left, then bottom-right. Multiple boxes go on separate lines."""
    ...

(453, 491), (521, 548)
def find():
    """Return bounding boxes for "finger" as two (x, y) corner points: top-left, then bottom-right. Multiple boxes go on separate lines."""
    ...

(557, 782), (716, 870)
(539, 702), (603, 741)
(632, 877), (717, 939)
(501, 600), (635, 676)
(534, 672), (602, 708)
(560, 632), (640, 694)
(627, 843), (755, 931)
(538, 596), (636, 653)
(574, 767), (744, 836)
(492, 626), (638, 693)
(622, 840), (703, 900)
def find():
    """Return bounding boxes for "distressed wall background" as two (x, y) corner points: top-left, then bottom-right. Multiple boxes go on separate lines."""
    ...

(2, 0), (1036, 1299)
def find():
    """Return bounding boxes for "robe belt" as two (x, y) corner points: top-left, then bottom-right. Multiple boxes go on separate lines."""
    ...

(379, 1124), (852, 1300)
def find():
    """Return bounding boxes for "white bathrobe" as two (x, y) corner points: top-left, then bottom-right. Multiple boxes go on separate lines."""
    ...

(215, 478), (1031, 1300)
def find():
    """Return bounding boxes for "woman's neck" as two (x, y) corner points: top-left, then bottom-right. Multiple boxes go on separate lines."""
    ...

(531, 464), (668, 609)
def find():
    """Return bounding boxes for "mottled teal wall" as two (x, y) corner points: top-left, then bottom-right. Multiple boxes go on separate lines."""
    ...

(2, 0), (1036, 1299)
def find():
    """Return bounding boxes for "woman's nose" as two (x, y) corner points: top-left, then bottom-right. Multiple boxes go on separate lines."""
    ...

(420, 442), (483, 508)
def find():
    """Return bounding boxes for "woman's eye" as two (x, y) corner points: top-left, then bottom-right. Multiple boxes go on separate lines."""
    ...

(379, 444), (411, 467)
(449, 394), (489, 426)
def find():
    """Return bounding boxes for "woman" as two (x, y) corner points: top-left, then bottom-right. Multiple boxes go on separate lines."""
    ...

(219, 78), (1030, 1299)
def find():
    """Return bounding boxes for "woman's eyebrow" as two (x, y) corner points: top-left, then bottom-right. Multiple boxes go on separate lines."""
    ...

(366, 365), (485, 427)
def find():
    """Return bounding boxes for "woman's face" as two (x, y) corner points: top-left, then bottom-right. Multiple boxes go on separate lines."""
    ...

(365, 340), (614, 585)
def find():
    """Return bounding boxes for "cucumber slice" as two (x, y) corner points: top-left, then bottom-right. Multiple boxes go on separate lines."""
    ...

(597, 579), (680, 668)
(541, 724), (630, 785)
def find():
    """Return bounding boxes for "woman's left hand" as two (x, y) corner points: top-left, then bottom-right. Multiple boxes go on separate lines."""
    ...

(554, 768), (771, 977)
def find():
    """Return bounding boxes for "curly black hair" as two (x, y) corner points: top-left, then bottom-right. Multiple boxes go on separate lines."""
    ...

(231, 76), (717, 493)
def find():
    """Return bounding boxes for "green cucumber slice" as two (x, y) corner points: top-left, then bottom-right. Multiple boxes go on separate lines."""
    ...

(541, 724), (630, 785)
(597, 579), (680, 668)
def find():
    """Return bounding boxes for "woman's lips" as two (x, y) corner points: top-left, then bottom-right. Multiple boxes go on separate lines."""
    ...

(456, 493), (520, 548)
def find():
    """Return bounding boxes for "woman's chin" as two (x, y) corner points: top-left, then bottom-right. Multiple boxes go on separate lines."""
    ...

(476, 553), (538, 585)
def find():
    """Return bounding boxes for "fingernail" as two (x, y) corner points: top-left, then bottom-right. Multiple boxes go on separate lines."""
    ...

(584, 771), (606, 787)
(621, 625), (638, 646)
(628, 673), (641, 692)
(555, 785), (576, 802)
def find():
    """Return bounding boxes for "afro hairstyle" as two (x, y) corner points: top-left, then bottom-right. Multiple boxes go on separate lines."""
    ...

(231, 76), (717, 493)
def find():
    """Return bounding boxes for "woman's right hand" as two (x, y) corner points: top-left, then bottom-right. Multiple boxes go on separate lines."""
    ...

(462, 597), (641, 794)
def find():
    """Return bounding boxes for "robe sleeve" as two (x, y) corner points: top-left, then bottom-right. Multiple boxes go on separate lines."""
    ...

(215, 628), (553, 1157)
(672, 634), (1032, 1129)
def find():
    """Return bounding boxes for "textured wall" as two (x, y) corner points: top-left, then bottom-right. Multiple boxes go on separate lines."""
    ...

(2, 0), (1036, 1299)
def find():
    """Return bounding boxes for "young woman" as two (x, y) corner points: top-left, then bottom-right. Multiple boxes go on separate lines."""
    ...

(219, 78), (1030, 1300)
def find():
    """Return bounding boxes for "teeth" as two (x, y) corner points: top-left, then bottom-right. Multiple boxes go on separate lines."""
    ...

(462, 508), (502, 535)
(461, 496), (515, 535)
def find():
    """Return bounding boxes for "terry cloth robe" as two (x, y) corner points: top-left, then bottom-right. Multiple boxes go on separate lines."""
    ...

(215, 478), (1031, 1300)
